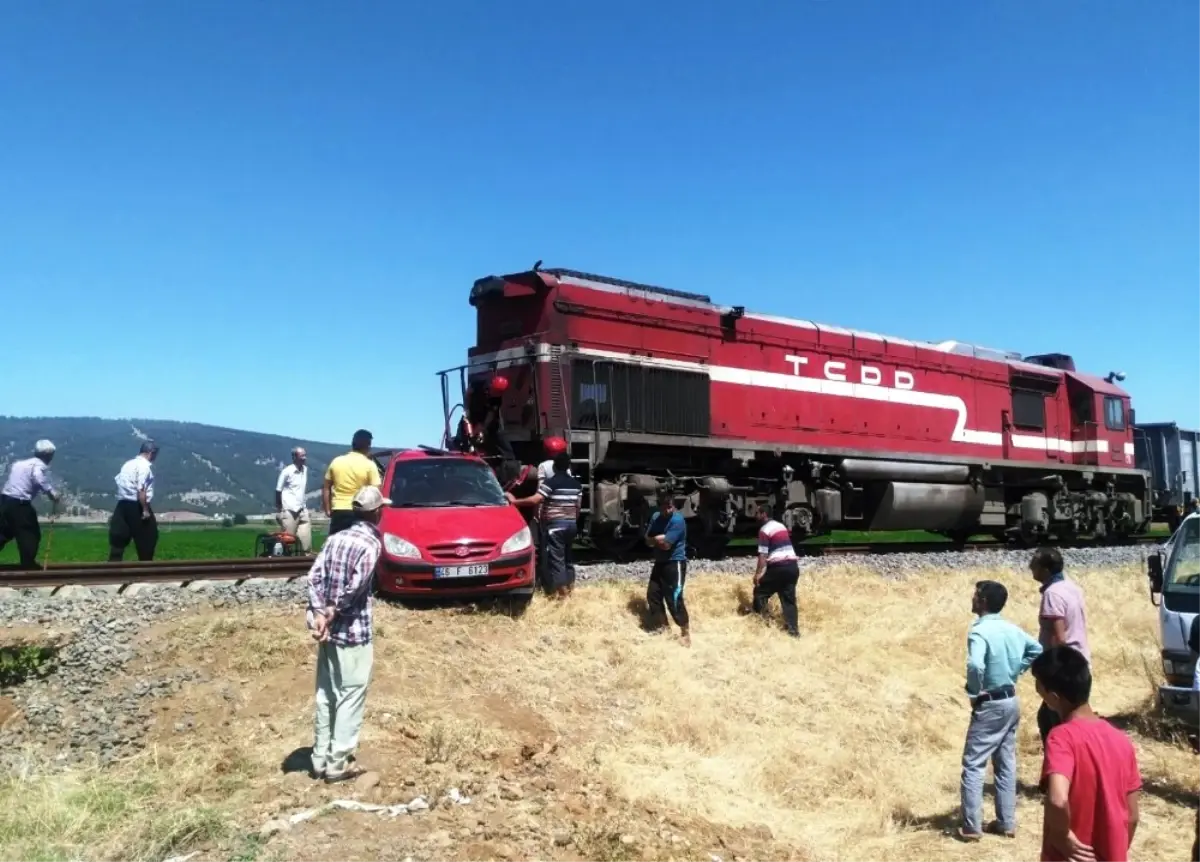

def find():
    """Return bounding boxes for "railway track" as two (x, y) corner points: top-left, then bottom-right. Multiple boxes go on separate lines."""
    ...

(0, 556), (313, 589)
(0, 535), (1165, 590)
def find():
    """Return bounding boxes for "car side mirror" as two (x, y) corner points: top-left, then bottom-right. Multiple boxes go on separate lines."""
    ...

(1147, 552), (1164, 604)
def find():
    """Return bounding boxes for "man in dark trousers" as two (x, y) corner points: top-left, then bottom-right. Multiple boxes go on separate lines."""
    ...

(109, 441), (159, 561)
(645, 494), (691, 647)
(1029, 547), (1091, 746)
(751, 504), (801, 637)
(0, 439), (60, 569)
(507, 450), (582, 598)
(323, 430), (381, 536)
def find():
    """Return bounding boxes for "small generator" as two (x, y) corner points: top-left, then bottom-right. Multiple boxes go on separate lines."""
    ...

(254, 531), (303, 557)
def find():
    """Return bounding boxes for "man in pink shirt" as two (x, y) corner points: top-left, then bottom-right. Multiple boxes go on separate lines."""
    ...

(1033, 646), (1140, 862)
(1030, 548), (1090, 745)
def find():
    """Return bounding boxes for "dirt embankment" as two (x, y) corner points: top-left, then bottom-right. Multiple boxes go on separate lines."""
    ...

(0, 566), (1195, 862)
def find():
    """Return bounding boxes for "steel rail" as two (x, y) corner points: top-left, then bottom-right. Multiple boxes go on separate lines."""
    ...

(0, 556), (313, 574)
(0, 556), (312, 589)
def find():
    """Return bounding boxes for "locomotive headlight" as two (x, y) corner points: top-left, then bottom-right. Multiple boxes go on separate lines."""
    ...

(500, 526), (532, 555)
(383, 533), (421, 559)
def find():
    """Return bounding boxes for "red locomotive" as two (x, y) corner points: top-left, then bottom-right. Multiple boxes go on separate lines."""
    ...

(439, 266), (1151, 556)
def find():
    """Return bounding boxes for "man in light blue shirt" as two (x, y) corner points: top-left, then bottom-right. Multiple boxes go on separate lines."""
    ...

(958, 579), (1043, 843)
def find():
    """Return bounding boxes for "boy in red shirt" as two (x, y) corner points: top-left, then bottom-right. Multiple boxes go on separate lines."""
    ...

(1032, 646), (1141, 862)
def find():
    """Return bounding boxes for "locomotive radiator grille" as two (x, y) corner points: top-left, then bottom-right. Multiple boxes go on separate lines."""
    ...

(570, 358), (710, 437)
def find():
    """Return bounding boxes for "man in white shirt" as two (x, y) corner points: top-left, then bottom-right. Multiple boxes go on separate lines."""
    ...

(109, 441), (159, 562)
(276, 447), (312, 553)
(0, 439), (60, 569)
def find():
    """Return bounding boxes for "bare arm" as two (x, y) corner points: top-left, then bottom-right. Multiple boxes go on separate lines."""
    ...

(506, 492), (543, 509)
(1126, 790), (1139, 849)
(322, 478), (332, 516)
(1044, 774), (1096, 862)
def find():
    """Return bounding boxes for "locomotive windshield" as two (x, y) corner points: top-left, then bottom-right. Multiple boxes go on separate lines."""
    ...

(388, 458), (507, 508)
(1165, 516), (1200, 592)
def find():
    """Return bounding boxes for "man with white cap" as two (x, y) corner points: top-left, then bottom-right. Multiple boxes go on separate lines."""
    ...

(0, 440), (60, 569)
(306, 484), (388, 784)
(109, 441), (160, 562)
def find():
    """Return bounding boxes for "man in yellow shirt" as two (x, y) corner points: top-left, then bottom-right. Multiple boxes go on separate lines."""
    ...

(323, 429), (382, 535)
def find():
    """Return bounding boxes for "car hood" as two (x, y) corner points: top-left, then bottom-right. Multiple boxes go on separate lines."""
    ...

(378, 505), (525, 544)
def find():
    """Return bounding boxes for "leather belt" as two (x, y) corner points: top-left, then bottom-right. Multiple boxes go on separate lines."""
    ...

(973, 685), (1016, 704)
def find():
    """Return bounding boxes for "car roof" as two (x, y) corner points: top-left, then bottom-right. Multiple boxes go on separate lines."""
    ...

(369, 447), (489, 469)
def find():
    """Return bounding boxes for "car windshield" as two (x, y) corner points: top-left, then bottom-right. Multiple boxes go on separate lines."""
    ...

(388, 458), (507, 508)
(1164, 515), (1200, 591)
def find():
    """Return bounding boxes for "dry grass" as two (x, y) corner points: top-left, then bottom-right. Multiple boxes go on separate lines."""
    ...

(0, 562), (1195, 861)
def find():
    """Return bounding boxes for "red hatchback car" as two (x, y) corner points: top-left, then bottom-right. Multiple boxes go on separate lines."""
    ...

(371, 449), (536, 604)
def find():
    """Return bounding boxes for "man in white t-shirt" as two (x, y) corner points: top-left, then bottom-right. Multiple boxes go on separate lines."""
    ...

(109, 441), (159, 561)
(276, 447), (312, 553)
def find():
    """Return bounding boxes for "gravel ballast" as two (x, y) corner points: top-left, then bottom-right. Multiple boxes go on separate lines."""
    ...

(0, 543), (1159, 772)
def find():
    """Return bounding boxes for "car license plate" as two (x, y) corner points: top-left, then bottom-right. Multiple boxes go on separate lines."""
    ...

(433, 564), (489, 579)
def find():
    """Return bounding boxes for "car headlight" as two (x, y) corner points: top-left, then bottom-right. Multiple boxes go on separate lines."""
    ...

(500, 526), (532, 555)
(383, 533), (421, 559)
(1165, 658), (1196, 676)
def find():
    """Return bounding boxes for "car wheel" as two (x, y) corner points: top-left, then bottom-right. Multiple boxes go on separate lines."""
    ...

(503, 594), (532, 618)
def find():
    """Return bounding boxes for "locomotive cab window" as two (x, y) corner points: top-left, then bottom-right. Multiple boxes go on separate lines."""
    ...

(1011, 389), (1046, 431)
(1104, 396), (1126, 431)
(1069, 389), (1094, 425)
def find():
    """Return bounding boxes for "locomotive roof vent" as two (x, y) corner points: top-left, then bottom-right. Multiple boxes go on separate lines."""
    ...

(1023, 353), (1077, 372)
(933, 340), (1022, 362)
(543, 267), (713, 304)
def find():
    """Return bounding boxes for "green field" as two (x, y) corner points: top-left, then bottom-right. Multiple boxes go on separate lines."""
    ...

(0, 524), (329, 567)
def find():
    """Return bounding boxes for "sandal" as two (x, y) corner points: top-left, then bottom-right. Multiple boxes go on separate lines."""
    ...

(324, 767), (367, 784)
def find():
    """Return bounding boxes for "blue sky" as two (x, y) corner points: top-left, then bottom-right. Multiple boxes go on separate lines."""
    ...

(1, 1), (1196, 448)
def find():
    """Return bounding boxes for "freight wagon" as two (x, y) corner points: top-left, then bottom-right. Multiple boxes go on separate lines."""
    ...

(1135, 422), (1200, 532)
(440, 266), (1152, 556)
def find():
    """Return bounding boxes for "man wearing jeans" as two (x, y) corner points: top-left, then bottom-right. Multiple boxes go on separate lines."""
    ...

(306, 485), (387, 784)
(959, 580), (1043, 842)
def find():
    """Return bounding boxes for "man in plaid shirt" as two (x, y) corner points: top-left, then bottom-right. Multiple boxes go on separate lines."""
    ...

(306, 485), (387, 783)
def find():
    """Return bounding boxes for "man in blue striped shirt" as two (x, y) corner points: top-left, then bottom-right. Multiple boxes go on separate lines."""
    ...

(0, 440), (60, 569)
(507, 451), (582, 598)
(959, 579), (1043, 842)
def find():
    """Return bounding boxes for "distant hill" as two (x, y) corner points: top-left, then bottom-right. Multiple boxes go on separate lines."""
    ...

(0, 417), (353, 517)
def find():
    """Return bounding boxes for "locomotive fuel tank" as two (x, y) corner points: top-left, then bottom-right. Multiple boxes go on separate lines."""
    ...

(868, 482), (986, 532)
